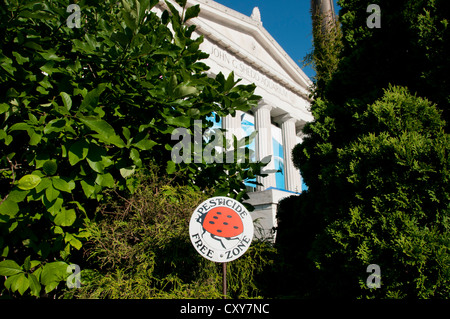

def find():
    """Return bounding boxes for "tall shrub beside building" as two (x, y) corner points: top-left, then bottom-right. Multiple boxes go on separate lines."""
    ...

(277, 0), (449, 298)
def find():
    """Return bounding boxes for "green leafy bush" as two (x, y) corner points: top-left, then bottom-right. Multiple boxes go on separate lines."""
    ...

(287, 86), (449, 298)
(282, 0), (449, 299)
(0, 0), (262, 297)
(336, 87), (449, 298)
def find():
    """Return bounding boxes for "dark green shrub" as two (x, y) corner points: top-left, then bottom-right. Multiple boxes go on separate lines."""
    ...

(289, 86), (449, 298)
(285, 0), (449, 299)
(0, 0), (262, 297)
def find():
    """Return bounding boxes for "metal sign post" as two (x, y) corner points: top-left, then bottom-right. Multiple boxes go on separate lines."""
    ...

(223, 262), (227, 299)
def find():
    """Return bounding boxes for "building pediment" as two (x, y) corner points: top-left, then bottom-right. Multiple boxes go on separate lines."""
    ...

(190, 0), (311, 90)
(156, 0), (313, 125)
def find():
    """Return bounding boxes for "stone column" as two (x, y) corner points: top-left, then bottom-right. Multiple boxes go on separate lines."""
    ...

(222, 111), (243, 140)
(254, 102), (276, 191)
(222, 111), (243, 163)
(280, 115), (302, 192)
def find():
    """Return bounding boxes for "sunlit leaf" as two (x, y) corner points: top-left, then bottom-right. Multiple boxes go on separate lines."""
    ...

(18, 174), (41, 190)
(54, 208), (76, 227)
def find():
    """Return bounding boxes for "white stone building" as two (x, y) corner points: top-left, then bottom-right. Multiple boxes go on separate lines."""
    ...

(156, 0), (313, 240)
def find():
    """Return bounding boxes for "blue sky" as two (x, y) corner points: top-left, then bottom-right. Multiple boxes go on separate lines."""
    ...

(213, 0), (340, 80)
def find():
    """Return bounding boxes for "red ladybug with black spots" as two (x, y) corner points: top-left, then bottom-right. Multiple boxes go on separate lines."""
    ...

(196, 206), (244, 249)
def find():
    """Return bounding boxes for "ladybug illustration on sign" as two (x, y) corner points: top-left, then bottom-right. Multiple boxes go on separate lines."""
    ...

(197, 207), (244, 249)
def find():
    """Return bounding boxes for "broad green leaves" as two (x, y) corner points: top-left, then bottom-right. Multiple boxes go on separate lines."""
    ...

(120, 0), (159, 31)
(0, 199), (19, 218)
(78, 116), (127, 148)
(60, 92), (72, 111)
(78, 117), (116, 139)
(39, 261), (69, 294)
(42, 160), (58, 176)
(133, 135), (158, 150)
(0, 0), (262, 298)
(0, 258), (68, 296)
(17, 174), (41, 190)
(80, 180), (96, 199)
(0, 260), (23, 276)
(120, 166), (136, 178)
(45, 185), (60, 202)
(79, 84), (107, 112)
(174, 85), (198, 98)
(54, 208), (77, 227)
(68, 140), (89, 165)
(6, 273), (30, 296)
(0, 260), (32, 296)
(52, 177), (74, 193)
(184, 4), (200, 23)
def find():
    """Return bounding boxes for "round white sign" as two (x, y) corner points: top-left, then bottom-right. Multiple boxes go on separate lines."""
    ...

(189, 196), (254, 263)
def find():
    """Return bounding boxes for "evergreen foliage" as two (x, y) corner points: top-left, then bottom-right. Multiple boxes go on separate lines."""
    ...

(303, 2), (343, 99)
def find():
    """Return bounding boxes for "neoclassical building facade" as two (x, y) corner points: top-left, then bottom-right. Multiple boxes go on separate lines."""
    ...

(156, 0), (313, 240)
